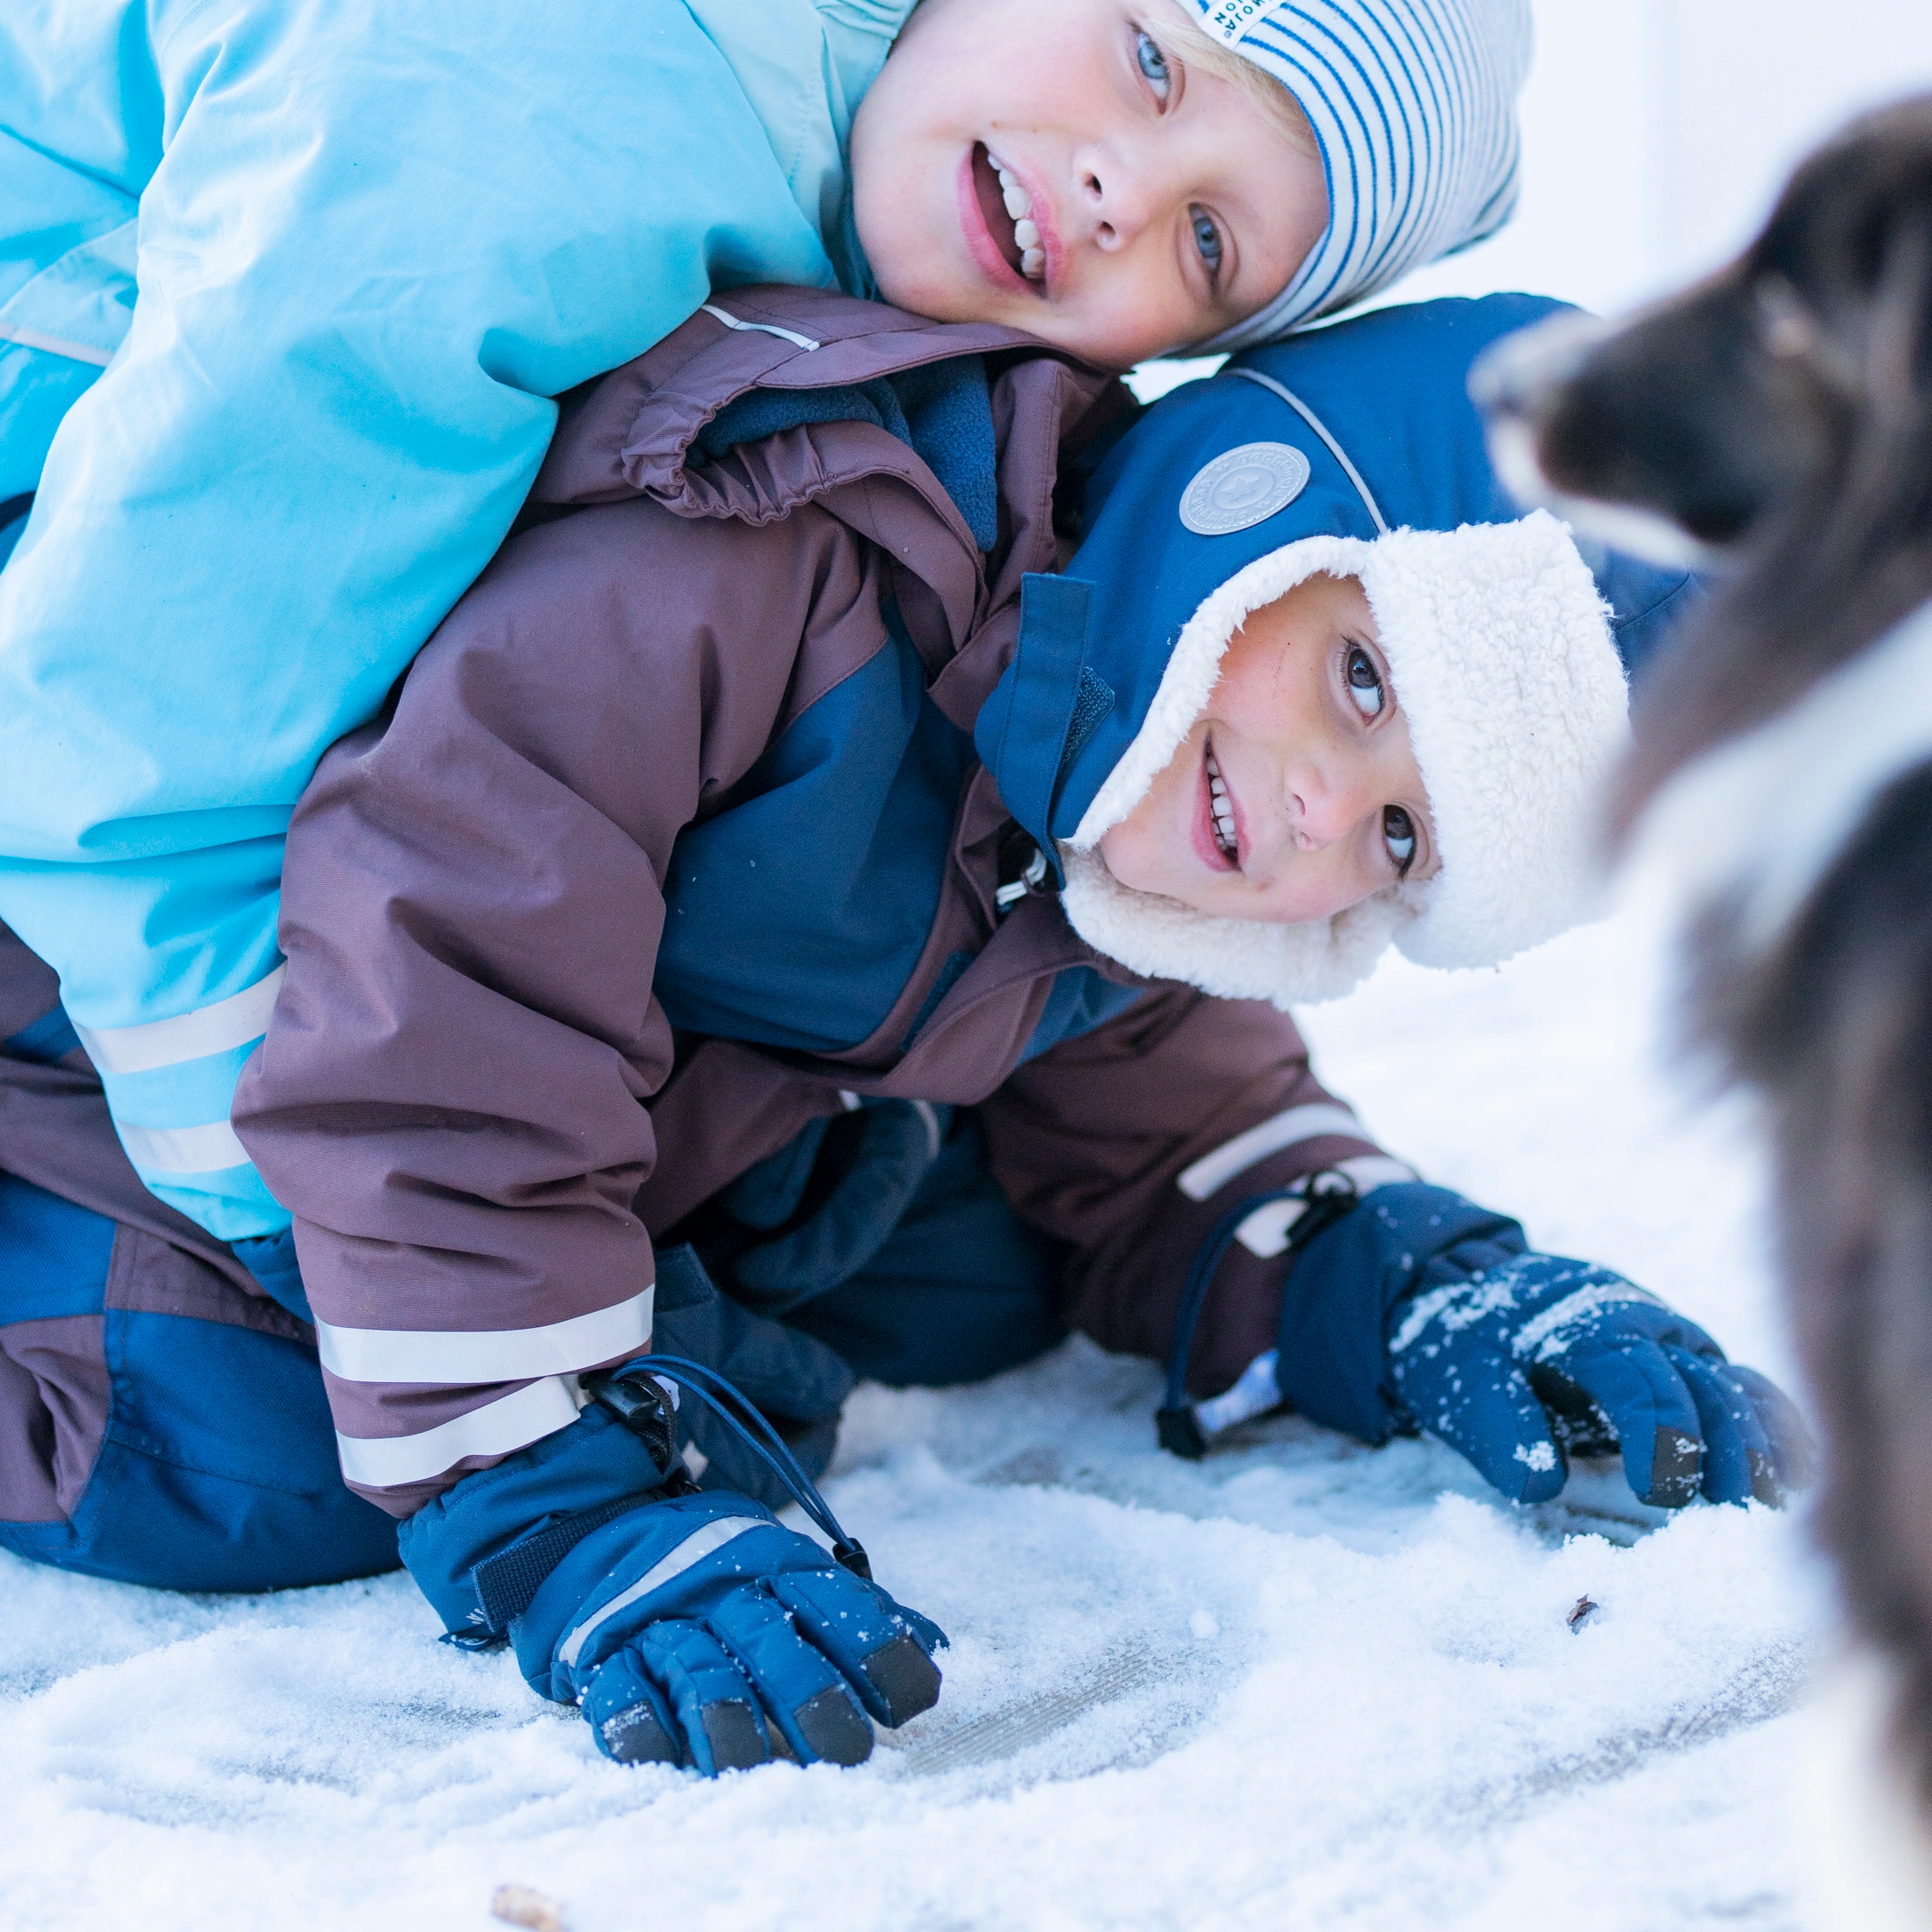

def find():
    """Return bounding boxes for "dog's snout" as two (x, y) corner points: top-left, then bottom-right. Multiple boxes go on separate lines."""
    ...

(1467, 310), (1614, 420)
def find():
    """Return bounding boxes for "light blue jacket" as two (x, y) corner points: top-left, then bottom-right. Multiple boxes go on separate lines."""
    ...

(0, 0), (909, 1237)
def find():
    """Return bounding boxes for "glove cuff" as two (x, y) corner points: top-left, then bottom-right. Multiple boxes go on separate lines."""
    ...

(1275, 1183), (1526, 1444)
(398, 1402), (674, 1640)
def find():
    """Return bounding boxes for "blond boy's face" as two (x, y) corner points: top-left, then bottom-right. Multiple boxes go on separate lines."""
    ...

(850, 0), (1328, 370)
(1099, 573), (1439, 924)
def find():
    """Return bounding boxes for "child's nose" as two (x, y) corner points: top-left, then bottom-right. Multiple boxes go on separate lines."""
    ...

(1073, 147), (1158, 252)
(1285, 759), (1378, 852)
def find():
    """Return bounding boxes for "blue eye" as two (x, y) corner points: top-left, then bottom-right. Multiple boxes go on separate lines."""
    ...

(1345, 645), (1384, 717)
(1191, 208), (1223, 275)
(1383, 806), (1417, 873)
(1136, 29), (1173, 100)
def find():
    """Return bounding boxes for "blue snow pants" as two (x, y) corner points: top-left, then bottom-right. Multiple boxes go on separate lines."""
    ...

(1, 1120), (1066, 1594)
(0, 1169), (401, 1590)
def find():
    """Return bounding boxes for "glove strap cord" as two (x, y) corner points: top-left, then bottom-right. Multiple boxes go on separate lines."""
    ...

(1156, 1170), (1360, 1460)
(611, 1353), (872, 1579)
(462, 1354), (873, 1645)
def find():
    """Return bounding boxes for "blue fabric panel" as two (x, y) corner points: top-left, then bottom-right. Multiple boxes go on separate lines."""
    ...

(231, 1227), (314, 1324)
(0, 1302), (397, 1591)
(974, 573), (1094, 869)
(1018, 970), (1145, 1065)
(656, 613), (972, 1055)
(0, 1172), (115, 1323)
(3, 1001), (80, 1064)
(699, 355), (998, 553)
(894, 357), (998, 552)
(790, 1118), (1066, 1387)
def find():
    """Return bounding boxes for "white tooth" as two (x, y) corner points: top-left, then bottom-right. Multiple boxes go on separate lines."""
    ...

(1002, 181), (1031, 219)
(1209, 775), (1226, 798)
(1014, 217), (1040, 249)
(1021, 247), (1046, 278)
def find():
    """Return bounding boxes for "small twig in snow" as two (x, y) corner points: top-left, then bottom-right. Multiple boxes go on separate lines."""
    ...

(1567, 1595), (1599, 1633)
(491, 1883), (568, 1931)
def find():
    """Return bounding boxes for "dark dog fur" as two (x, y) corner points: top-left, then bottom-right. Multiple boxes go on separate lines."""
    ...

(1478, 96), (1932, 1807)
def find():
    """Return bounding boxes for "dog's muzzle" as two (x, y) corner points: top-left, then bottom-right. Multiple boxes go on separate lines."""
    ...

(1471, 311), (1719, 574)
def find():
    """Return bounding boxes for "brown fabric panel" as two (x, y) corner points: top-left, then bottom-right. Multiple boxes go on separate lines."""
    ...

(236, 298), (1105, 1512)
(105, 1223), (312, 1345)
(0, 1314), (109, 1523)
(0, 1048), (264, 1304)
(980, 988), (1387, 1395)
(0, 921), (62, 1041)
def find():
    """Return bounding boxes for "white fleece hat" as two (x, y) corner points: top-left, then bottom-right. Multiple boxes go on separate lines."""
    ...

(1059, 511), (1628, 1007)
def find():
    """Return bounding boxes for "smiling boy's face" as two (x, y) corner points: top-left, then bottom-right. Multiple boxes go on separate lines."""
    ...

(850, 0), (1328, 370)
(1098, 573), (1439, 924)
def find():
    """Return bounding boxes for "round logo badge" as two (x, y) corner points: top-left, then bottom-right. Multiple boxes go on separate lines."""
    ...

(1178, 441), (1311, 536)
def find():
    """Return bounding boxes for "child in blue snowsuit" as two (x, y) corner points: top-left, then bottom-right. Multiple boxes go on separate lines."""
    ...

(0, 0), (1530, 1246)
(0, 286), (1808, 1777)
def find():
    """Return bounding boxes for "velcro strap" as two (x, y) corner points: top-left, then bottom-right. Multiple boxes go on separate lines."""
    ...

(471, 1491), (659, 1634)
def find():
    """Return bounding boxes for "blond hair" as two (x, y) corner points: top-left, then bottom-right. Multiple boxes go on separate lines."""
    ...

(1157, 0), (1319, 158)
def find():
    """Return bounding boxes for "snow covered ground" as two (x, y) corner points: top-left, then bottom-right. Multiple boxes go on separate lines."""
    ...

(0, 875), (1831, 1932)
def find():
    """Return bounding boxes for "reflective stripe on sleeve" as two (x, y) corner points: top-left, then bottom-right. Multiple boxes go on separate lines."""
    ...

(117, 1116), (250, 1173)
(1234, 1156), (1416, 1257)
(1177, 1102), (1366, 1201)
(317, 1288), (655, 1384)
(77, 966), (285, 1074)
(334, 1375), (585, 1490)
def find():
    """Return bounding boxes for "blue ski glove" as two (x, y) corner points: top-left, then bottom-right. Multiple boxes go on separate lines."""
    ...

(1385, 1252), (1814, 1507)
(1252, 1183), (1813, 1508)
(401, 1393), (944, 1775)
(519, 1488), (944, 1771)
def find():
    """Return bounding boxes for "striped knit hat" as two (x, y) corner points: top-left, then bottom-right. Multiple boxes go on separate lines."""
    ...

(1190, 0), (1532, 350)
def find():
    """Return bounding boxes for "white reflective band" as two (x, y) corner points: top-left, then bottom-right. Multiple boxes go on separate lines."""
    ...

(335, 1376), (583, 1489)
(318, 1288), (655, 1384)
(1178, 1103), (1364, 1201)
(118, 1116), (250, 1174)
(1194, 1349), (1283, 1439)
(0, 320), (115, 368)
(698, 304), (820, 352)
(558, 1515), (767, 1668)
(1233, 1157), (1415, 1258)
(78, 966), (285, 1075)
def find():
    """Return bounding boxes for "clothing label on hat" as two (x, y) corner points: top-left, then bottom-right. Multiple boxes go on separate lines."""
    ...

(1200, 1), (1268, 45)
(1178, 442), (1311, 536)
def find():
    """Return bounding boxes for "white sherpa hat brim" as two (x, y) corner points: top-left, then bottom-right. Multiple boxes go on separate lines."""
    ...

(1061, 512), (1627, 1008)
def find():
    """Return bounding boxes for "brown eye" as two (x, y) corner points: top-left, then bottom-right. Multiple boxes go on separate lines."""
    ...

(1347, 647), (1385, 718)
(1383, 805), (1416, 871)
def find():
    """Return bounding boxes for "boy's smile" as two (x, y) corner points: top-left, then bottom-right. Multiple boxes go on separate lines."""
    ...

(851, 0), (1329, 370)
(1099, 572), (1439, 923)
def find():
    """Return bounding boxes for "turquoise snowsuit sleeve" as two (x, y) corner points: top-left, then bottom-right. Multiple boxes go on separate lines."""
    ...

(0, 0), (850, 1238)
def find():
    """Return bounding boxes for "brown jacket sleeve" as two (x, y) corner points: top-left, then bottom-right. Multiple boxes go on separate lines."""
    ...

(235, 497), (886, 1513)
(980, 986), (1410, 1397)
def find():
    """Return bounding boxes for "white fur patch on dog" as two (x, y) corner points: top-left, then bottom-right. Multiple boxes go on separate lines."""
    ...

(1061, 513), (1626, 1006)
(1634, 596), (1932, 955)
